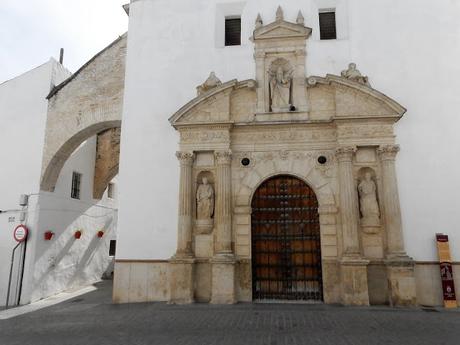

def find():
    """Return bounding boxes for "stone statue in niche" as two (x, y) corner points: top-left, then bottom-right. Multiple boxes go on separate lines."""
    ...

(358, 172), (380, 227)
(196, 177), (214, 234)
(268, 59), (293, 112)
(341, 63), (370, 86)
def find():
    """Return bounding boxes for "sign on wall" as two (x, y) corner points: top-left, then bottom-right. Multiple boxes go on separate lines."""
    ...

(13, 224), (29, 243)
(436, 233), (457, 308)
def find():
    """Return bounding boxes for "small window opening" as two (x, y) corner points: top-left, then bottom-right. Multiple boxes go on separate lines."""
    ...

(71, 172), (82, 200)
(107, 183), (115, 199)
(109, 240), (116, 257)
(225, 17), (241, 46)
(319, 11), (337, 40)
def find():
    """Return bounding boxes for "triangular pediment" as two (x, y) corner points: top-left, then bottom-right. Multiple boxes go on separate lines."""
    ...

(253, 20), (312, 41)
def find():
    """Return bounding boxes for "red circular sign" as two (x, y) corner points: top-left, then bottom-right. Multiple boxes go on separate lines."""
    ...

(14, 225), (29, 243)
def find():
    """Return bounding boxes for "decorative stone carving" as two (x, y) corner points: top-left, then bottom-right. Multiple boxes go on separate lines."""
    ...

(197, 72), (222, 96)
(255, 13), (263, 28)
(341, 63), (370, 86)
(276, 6), (284, 21)
(196, 177), (214, 233)
(358, 172), (380, 227)
(296, 11), (305, 25)
(269, 59), (293, 112)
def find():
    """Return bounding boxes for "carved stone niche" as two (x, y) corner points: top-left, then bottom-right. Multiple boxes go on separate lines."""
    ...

(357, 167), (381, 233)
(251, 7), (312, 116)
(195, 171), (215, 235)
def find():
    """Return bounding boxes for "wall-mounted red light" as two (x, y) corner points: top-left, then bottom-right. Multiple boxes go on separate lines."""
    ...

(74, 230), (82, 239)
(44, 231), (54, 241)
(97, 231), (104, 238)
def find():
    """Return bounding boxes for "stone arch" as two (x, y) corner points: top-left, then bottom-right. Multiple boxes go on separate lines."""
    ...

(240, 166), (336, 210)
(40, 34), (126, 192)
(40, 120), (121, 192)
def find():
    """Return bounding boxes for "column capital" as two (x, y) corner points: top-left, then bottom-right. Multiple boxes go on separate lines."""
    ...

(215, 150), (232, 165)
(335, 146), (357, 162)
(377, 145), (400, 161)
(176, 151), (195, 165)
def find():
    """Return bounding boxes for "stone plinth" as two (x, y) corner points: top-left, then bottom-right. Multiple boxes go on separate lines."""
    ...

(341, 257), (370, 306)
(169, 257), (195, 304)
(210, 255), (236, 304)
(386, 257), (417, 306)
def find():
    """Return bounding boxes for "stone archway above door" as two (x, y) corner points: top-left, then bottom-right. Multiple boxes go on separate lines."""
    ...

(167, 8), (415, 307)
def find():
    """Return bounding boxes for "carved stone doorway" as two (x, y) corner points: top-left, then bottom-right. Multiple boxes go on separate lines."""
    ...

(251, 175), (323, 301)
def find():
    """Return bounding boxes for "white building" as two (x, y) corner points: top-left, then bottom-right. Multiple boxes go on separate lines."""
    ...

(2, 0), (460, 308)
(0, 57), (119, 307)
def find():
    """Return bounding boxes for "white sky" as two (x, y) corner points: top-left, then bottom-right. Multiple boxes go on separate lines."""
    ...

(0, 0), (129, 83)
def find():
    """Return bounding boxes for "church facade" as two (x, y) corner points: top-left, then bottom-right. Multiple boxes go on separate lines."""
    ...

(7, 0), (458, 308)
(109, 0), (460, 306)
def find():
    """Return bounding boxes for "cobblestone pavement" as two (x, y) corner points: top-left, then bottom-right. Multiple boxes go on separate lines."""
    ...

(1, 281), (460, 345)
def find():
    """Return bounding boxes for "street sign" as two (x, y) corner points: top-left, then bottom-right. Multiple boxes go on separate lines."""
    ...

(13, 225), (28, 243)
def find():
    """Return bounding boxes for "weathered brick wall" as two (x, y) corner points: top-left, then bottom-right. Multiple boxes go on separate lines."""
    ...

(93, 127), (121, 199)
(41, 34), (127, 192)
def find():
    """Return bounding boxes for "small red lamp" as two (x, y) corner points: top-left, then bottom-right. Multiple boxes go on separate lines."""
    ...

(74, 230), (82, 239)
(44, 231), (54, 241)
(97, 230), (104, 238)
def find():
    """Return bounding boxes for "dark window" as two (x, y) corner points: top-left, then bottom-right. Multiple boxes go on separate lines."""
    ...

(319, 11), (337, 40)
(107, 183), (115, 199)
(109, 240), (116, 257)
(71, 172), (82, 199)
(225, 18), (241, 46)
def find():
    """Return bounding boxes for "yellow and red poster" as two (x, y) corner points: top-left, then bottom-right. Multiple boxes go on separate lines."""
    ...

(436, 234), (457, 308)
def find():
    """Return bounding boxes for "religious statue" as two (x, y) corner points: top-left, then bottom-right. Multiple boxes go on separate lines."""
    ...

(197, 177), (214, 219)
(358, 172), (380, 227)
(269, 61), (293, 112)
(341, 63), (370, 86)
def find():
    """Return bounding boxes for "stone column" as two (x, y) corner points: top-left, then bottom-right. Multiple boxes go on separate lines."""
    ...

(169, 151), (195, 304)
(211, 150), (236, 304)
(293, 49), (309, 112)
(378, 145), (417, 306)
(335, 146), (370, 305)
(254, 51), (267, 113)
(175, 151), (195, 257)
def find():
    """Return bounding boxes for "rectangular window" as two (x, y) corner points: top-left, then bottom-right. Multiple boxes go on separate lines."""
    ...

(225, 17), (241, 46)
(109, 240), (116, 257)
(71, 172), (82, 200)
(107, 183), (115, 199)
(319, 11), (337, 40)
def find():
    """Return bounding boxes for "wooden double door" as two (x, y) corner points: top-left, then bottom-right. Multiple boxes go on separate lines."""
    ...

(251, 175), (323, 301)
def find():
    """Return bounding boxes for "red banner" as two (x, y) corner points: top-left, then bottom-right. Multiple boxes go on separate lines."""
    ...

(436, 234), (457, 308)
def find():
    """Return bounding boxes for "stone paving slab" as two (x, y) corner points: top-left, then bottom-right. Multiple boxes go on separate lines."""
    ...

(0, 281), (459, 345)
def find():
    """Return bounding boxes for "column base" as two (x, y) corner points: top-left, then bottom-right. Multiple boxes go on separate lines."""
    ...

(168, 256), (195, 304)
(210, 254), (236, 304)
(340, 256), (370, 306)
(385, 255), (417, 306)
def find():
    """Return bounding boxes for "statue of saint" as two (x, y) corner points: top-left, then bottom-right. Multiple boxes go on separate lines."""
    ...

(269, 66), (292, 112)
(358, 172), (380, 226)
(341, 63), (370, 86)
(196, 177), (214, 220)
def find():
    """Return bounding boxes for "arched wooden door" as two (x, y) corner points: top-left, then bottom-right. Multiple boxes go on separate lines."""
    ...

(251, 175), (323, 301)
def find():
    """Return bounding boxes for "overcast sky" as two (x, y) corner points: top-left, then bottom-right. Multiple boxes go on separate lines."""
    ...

(0, 0), (129, 83)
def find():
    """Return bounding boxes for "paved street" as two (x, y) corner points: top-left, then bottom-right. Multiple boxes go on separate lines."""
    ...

(1, 281), (460, 345)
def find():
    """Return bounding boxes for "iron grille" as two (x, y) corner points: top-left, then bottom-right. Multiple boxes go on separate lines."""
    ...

(251, 175), (323, 301)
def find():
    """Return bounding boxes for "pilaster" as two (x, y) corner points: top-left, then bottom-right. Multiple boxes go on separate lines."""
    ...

(378, 145), (417, 306)
(335, 146), (370, 305)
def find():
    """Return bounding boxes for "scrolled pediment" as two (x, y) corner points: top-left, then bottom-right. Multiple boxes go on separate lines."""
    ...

(307, 74), (407, 119)
(169, 79), (256, 128)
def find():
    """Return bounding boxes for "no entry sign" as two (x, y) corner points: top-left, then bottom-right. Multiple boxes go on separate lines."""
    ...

(13, 225), (29, 243)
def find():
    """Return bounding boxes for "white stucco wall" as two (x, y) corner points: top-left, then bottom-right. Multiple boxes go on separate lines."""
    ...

(0, 60), (70, 307)
(118, 0), (460, 262)
(20, 137), (118, 304)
